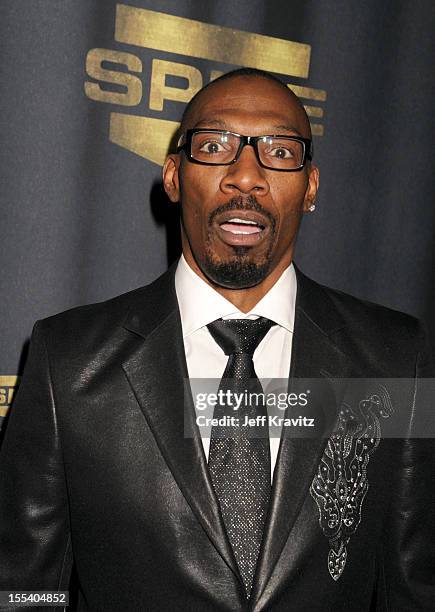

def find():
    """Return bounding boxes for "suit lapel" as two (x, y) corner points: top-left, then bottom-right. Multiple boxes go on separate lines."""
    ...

(119, 263), (360, 606)
(251, 267), (355, 609)
(121, 265), (240, 581)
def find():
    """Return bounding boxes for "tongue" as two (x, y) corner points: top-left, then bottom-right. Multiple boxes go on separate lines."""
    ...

(220, 222), (262, 234)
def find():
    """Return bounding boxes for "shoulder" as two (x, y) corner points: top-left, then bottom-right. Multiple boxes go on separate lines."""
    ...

(37, 285), (148, 335)
(296, 266), (419, 332)
(324, 282), (419, 335)
(295, 267), (430, 375)
(34, 264), (177, 347)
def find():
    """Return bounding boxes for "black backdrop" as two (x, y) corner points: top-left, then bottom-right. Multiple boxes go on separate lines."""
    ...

(1, 0), (435, 430)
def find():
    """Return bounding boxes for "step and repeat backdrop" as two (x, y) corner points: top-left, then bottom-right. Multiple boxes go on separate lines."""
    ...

(1, 0), (435, 431)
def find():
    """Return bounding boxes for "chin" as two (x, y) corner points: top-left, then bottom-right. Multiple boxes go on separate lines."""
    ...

(201, 255), (272, 290)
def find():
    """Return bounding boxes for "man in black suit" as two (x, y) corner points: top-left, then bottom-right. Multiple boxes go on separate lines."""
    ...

(0, 68), (434, 611)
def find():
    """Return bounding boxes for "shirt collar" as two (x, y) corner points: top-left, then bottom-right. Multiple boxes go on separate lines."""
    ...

(175, 254), (296, 338)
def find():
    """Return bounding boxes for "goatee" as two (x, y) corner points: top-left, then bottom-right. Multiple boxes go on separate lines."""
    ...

(202, 196), (277, 289)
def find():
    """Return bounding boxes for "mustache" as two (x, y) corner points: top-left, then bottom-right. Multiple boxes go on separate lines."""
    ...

(208, 196), (276, 228)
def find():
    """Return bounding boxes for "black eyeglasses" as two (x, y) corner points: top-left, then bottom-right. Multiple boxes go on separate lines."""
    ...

(177, 129), (313, 171)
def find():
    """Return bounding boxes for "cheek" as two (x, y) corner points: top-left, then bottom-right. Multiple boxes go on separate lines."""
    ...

(180, 191), (211, 242)
(180, 170), (223, 225)
(181, 202), (203, 246)
(270, 176), (309, 215)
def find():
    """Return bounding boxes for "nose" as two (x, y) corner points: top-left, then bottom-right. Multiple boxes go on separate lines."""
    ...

(220, 144), (270, 196)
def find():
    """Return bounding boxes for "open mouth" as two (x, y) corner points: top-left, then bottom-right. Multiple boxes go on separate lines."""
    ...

(219, 217), (265, 235)
(214, 211), (270, 247)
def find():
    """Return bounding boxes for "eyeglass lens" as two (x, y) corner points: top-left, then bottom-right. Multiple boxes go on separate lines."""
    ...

(190, 131), (305, 169)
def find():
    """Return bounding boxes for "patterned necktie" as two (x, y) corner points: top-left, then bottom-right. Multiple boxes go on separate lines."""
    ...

(206, 317), (275, 596)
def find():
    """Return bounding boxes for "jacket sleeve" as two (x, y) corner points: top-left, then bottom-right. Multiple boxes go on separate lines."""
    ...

(380, 323), (435, 610)
(0, 321), (72, 611)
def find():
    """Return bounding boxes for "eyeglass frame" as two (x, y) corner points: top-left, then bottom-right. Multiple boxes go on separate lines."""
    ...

(176, 128), (313, 172)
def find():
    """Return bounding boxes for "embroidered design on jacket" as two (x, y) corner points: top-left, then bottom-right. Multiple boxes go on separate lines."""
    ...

(310, 384), (393, 580)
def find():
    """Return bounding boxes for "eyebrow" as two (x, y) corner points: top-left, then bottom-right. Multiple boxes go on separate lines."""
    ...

(192, 118), (230, 129)
(192, 118), (304, 137)
(273, 124), (303, 137)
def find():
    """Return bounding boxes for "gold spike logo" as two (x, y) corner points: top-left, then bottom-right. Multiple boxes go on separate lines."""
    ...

(85, 5), (326, 166)
(0, 376), (19, 418)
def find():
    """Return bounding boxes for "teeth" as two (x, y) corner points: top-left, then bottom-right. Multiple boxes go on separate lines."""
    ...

(226, 217), (258, 225)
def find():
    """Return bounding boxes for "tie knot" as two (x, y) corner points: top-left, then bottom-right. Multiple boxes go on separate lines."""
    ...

(207, 317), (275, 356)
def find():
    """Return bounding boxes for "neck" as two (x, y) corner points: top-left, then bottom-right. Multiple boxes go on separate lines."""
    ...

(182, 250), (292, 313)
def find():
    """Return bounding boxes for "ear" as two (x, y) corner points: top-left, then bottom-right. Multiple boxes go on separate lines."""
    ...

(303, 164), (320, 213)
(162, 154), (181, 203)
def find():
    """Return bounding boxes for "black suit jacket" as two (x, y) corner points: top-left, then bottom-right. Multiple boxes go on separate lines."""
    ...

(0, 264), (434, 611)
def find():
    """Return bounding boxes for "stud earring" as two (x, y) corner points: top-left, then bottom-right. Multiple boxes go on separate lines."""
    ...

(309, 203), (316, 212)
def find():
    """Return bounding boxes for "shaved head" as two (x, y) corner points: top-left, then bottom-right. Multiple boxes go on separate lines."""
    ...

(180, 68), (312, 140)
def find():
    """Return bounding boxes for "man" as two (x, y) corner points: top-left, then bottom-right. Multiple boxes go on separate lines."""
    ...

(0, 68), (434, 611)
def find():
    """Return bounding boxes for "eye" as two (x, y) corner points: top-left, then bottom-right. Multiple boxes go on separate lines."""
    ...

(268, 146), (295, 159)
(198, 140), (228, 154)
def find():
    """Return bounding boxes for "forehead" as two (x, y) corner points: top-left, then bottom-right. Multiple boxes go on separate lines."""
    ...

(184, 76), (310, 137)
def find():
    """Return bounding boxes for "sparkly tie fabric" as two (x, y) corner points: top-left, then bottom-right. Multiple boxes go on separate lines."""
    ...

(206, 317), (275, 596)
